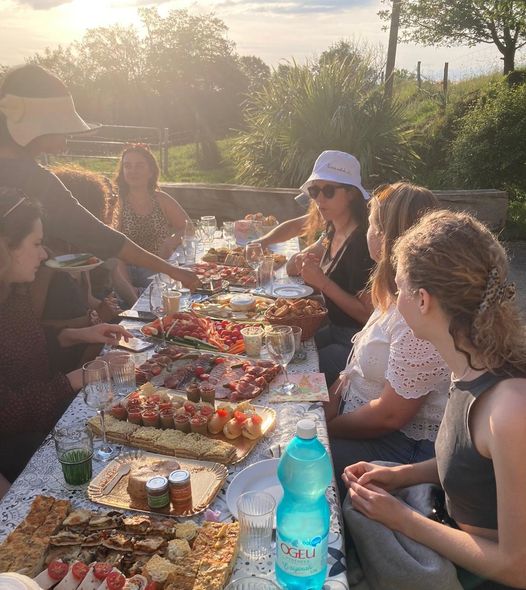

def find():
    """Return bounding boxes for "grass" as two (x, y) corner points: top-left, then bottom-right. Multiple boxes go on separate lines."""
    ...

(49, 137), (237, 184)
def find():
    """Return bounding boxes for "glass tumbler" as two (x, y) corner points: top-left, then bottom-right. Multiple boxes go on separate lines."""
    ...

(53, 423), (93, 485)
(108, 353), (136, 397)
(236, 491), (276, 560)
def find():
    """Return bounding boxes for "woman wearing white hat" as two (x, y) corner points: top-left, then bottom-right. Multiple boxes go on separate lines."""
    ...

(0, 64), (200, 291)
(287, 150), (375, 386)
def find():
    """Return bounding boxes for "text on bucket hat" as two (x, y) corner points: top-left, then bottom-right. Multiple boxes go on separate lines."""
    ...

(300, 150), (369, 201)
(0, 94), (97, 147)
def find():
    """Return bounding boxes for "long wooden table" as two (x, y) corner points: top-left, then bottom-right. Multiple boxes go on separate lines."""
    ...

(0, 239), (349, 589)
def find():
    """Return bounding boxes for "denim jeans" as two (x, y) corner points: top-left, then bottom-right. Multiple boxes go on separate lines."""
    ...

(315, 322), (360, 388)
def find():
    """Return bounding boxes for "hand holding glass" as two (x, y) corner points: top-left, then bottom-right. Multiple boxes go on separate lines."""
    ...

(266, 325), (296, 394)
(82, 359), (118, 461)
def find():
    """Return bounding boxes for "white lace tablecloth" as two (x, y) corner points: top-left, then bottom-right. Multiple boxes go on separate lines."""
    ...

(0, 239), (348, 589)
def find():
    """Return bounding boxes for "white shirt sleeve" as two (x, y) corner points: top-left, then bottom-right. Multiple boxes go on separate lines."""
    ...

(386, 310), (450, 399)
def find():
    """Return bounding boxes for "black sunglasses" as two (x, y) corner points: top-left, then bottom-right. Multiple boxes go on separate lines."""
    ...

(307, 185), (347, 200)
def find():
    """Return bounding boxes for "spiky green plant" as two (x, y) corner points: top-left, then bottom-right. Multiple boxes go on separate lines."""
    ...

(231, 56), (418, 188)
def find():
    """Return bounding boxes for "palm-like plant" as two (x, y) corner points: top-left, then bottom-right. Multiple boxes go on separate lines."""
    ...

(232, 55), (418, 188)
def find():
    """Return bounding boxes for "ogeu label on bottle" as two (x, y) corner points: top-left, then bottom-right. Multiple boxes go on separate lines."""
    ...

(276, 532), (328, 577)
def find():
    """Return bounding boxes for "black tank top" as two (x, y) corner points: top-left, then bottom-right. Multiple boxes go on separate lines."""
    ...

(435, 372), (511, 530)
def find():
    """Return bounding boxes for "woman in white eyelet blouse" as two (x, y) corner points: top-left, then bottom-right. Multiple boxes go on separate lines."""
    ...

(324, 182), (451, 497)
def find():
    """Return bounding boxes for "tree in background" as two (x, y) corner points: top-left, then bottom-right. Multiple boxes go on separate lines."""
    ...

(232, 52), (417, 188)
(238, 56), (271, 93)
(380, 0), (526, 74)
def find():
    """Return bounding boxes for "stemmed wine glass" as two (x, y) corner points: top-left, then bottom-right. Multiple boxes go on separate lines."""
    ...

(149, 278), (167, 351)
(245, 242), (264, 293)
(82, 359), (119, 461)
(266, 325), (296, 394)
(201, 215), (217, 245)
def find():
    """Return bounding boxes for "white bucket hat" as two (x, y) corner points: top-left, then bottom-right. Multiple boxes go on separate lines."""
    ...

(0, 93), (97, 147)
(300, 150), (369, 201)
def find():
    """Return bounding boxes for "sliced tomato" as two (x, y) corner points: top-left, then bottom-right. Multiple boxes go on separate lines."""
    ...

(93, 563), (113, 580)
(72, 562), (89, 581)
(106, 571), (126, 590)
(48, 560), (68, 581)
(194, 366), (206, 377)
(214, 357), (226, 364)
(145, 583), (160, 590)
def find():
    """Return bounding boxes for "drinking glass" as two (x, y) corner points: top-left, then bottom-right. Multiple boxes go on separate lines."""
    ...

(201, 215), (217, 245)
(266, 325), (296, 394)
(182, 237), (197, 264)
(290, 325), (306, 363)
(82, 359), (118, 461)
(236, 491), (276, 560)
(222, 221), (236, 247)
(53, 423), (93, 485)
(149, 279), (167, 351)
(108, 352), (136, 397)
(184, 219), (196, 239)
(259, 255), (274, 295)
(245, 242), (264, 293)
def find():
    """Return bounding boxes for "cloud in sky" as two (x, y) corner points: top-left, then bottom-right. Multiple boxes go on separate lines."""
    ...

(213, 0), (374, 15)
(14, 0), (70, 8)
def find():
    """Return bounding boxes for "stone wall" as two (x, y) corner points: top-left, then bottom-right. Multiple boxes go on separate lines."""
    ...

(161, 183), (508, 231)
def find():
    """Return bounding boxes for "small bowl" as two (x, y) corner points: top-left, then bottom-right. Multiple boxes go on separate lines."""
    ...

(224, 577), (281, 590)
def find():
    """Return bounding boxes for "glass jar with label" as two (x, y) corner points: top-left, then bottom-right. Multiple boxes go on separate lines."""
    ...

(168, 469), (192, 510)
(146, 476), (170, 509)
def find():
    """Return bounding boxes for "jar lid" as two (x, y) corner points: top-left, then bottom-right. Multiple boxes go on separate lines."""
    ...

(169, 469), (190, 485)
(146, 476), (168, 491)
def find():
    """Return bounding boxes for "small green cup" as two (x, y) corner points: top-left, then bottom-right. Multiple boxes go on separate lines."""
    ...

(54, 424), (93, 485)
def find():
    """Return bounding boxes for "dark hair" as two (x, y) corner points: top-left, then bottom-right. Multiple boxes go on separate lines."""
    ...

(114, 145), (160, 199)
(0, 187), (42, 297)
(0, 64), (68, 145)
(52, 165), (117, 226)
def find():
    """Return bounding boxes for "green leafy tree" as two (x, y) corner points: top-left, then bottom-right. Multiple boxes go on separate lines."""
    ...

(380, 0), (526, 74)
(238, 55), (271, 93)
(232, 55), (417, 188)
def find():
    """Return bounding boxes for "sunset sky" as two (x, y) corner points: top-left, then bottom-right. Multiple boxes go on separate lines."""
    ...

(1, 0), (520, 80)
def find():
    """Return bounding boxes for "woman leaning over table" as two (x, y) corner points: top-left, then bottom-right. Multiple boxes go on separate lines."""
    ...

(325, 182), (450, 498)
(0, 187), (132, 488)
(344, 211), (526, 589)
(113, 144), (192, 288)
(0, 64), (200, 291)
(287, 151), (375, 387)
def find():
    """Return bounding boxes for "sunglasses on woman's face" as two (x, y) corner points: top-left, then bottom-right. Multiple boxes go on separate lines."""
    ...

(307, 184), (346, 199)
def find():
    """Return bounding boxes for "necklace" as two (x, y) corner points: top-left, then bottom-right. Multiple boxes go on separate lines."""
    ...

(451, 365), (483, 384)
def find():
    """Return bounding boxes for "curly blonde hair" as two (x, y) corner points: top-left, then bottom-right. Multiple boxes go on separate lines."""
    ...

(369, 182), (438, 311)
(393, 210), (526, 374)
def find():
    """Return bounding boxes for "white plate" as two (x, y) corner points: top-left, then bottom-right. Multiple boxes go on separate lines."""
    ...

(45, 253), (103, 272)
(271, 284), (314, 299)
(226, 458), (282, 522)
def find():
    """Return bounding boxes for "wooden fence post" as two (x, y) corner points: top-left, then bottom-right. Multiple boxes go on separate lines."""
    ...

(443, 62), (449, 104)
(162, 128), (169, 175)
(417, 61), (421, 88)
(384, 0), (402, 99)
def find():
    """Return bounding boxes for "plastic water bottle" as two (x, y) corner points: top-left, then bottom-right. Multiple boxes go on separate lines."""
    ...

(275, 418), (333, 590)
